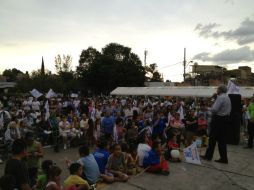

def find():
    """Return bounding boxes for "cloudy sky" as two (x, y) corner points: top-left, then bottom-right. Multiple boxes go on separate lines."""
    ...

(1, 0), (254, 82)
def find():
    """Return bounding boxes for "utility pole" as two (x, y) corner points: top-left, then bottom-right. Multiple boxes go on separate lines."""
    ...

(144, 49), (148, 66)
(183, 48), (186, 82)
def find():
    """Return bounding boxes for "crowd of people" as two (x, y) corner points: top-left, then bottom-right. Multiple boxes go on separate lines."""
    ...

(0, 88), (253, 190)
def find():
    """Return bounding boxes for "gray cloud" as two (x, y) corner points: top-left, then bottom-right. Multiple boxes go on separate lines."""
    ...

(193, 46), (254, 64)
(195, 18), (254, 45)
(195, 23), (220, 38)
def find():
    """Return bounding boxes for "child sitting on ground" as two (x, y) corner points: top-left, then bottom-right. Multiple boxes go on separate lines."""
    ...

(45, 165), (62, 190)
(143, 141), (170, 175)
(36, 160), (54, 190)
(121, 143), (140, 175)
(197, 113), (208, 147)
(126, 144), (140, 175)
(166, 132), (181, 162)
(64, 162), (89, 190)
(93, 139), (114, 183)
(106, 144), (129, 182)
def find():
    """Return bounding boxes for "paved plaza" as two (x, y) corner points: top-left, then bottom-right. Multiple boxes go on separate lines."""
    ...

(1, 143), (253, 190)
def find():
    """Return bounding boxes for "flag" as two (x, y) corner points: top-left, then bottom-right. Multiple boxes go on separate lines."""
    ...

(183, 143), (201, 165)
(46, 89), (57, 99)
(177, 105), (184, 120)
(227, 80), (240, 95)
(113, 124), (118, 142)
(30, 89), (43, 98)
(44, 100), (50, 120)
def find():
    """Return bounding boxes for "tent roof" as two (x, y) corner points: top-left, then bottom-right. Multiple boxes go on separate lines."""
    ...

(110, 86), (254, 98)
(0, 82), (16, 89)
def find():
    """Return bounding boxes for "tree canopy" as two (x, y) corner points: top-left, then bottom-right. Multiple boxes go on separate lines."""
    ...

(2, 68), (23, 82)
(78, 43), (146, 94)
(145, 63), (163, 82)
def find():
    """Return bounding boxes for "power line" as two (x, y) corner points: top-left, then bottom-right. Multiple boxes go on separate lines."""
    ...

(167, 73), (183, 77)
(158, 61), (182, 70)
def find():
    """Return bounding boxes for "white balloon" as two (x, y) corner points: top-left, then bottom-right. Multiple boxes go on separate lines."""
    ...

(171, 149), (180, 159)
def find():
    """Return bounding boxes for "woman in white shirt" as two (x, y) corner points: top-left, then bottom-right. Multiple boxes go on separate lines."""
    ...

(59, 116), (71, 149)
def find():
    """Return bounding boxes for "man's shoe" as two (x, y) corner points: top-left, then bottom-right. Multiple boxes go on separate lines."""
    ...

(200, 155), (211, 161)
(214, 159), (228, 164)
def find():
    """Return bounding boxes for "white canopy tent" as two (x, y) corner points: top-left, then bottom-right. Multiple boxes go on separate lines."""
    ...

(110, 86), (254, 98)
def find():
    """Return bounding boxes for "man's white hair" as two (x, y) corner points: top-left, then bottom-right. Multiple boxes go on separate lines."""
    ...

(217, 85), (228, 94)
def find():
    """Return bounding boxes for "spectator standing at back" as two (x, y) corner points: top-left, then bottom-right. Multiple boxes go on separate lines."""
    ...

(101, 112), (115, 141)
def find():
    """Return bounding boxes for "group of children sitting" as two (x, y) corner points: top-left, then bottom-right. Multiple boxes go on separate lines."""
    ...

(33, 131), (172, 190)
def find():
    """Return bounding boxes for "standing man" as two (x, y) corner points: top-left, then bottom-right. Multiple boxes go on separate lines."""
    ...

(4, 139), (32, 190)
(245, 95), (254, 149)
(202, 85), (231, 164)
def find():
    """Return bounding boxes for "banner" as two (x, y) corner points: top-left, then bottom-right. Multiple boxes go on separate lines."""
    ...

(183, 143), (201, 165)
(30, 89), (43, 98)
(46, 89), (57, 99)
(44, 100), (50, 120)
(227, 80), (240, 95)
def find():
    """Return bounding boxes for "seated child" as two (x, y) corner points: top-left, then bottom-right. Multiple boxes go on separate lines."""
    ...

(168, 112), (184, 145)
(93, 139), (110, 174)
(45, 165), (62, 190)
(126, 144), (140, 175)
(36, 160), (54, 190)
(143, 141), (170, 175)
(121, 143), (140, 175)
(106, 144), (129, 182)
(64, 163), (89, 190)
(77, 146), (101, 185)
(93, 139), (114, 183)
(197, 113), (208, 147)
(197, 113), (207, 136)
(167, 132), (181, 162)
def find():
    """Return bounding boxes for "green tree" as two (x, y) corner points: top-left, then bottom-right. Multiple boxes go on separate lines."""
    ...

(2, 68), (23, 82)
(55, 54), (72, 74)
(78, 43), (146, 94)
(145, 63), (163, 82)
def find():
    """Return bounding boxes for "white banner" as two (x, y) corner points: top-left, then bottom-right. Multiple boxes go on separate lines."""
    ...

(46, 89), (57, 99)
(30, 89), (43, 98)
(183, 143), (201, 165)
(227, 80), (240, 95)
(44, 100), (50, 120)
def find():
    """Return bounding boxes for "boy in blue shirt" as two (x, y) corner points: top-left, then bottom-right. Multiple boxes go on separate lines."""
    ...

(93, 139), (110, 174)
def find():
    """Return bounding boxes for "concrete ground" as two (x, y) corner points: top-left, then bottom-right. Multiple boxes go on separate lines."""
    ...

(1, 144), (254, 190)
